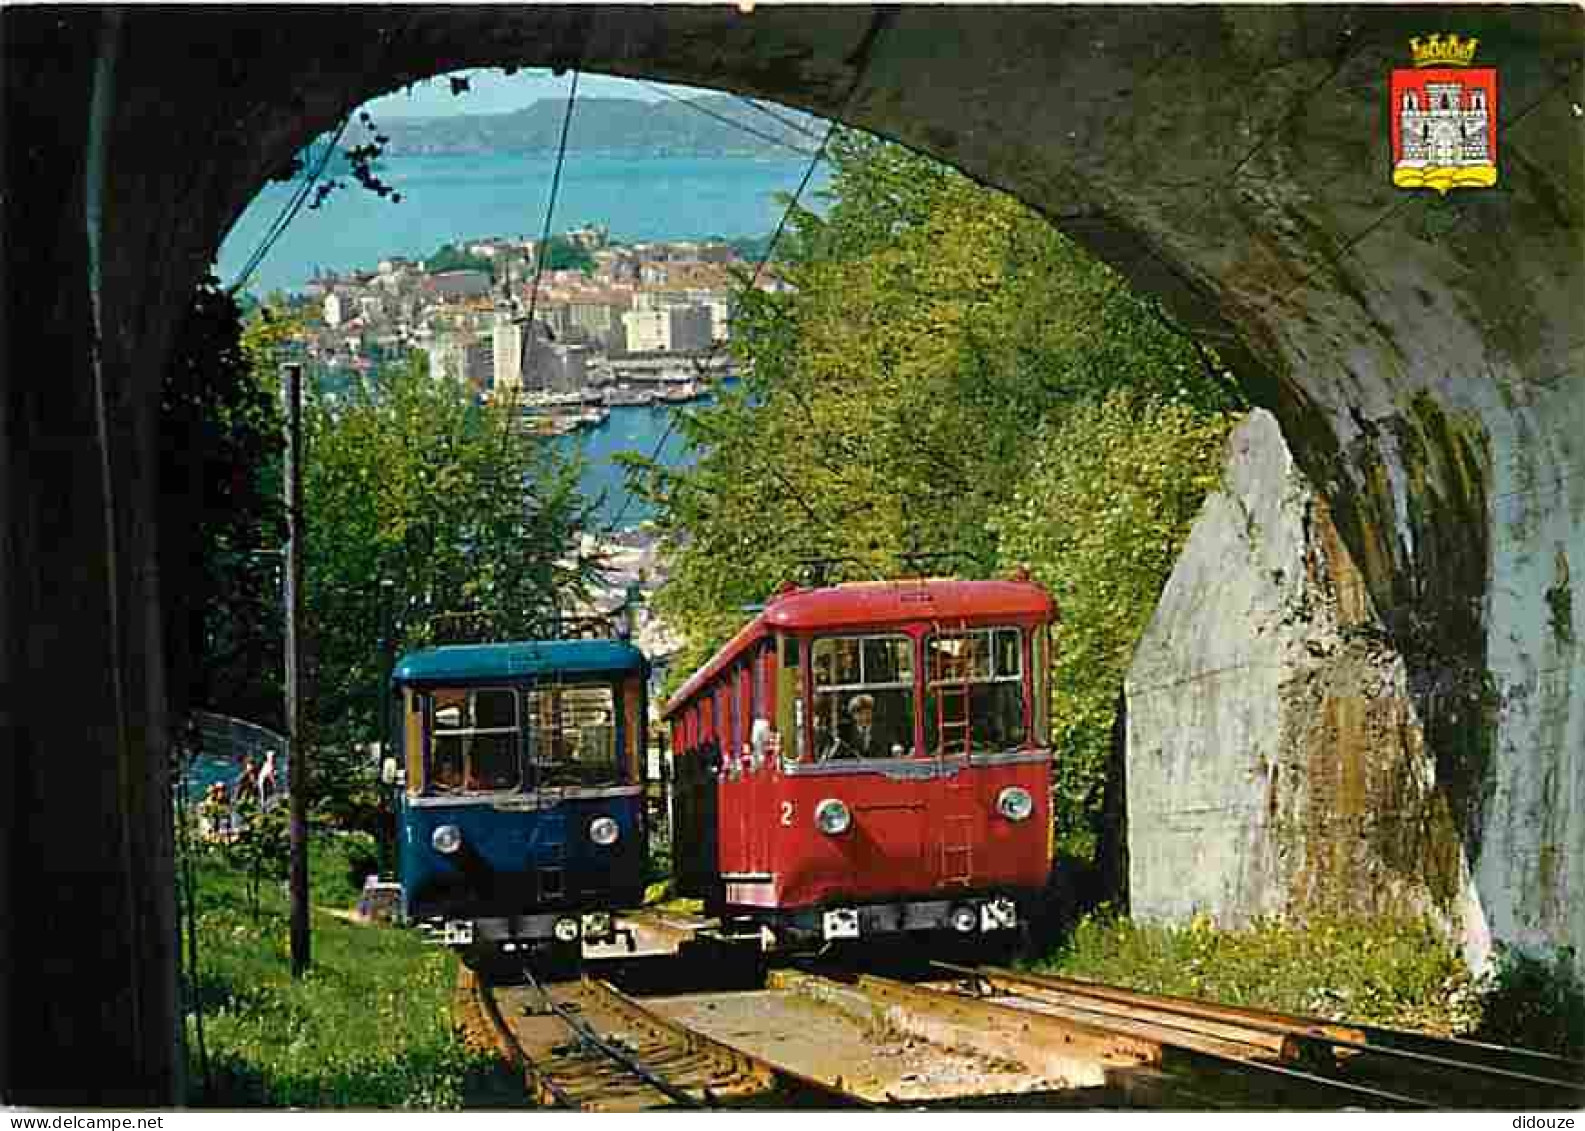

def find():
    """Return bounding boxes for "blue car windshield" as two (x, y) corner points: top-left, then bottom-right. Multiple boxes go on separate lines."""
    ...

(525, 683), (622, 788)
(427, 687), (521, 793)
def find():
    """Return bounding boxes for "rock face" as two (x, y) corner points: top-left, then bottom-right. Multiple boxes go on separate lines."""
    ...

(1, 3), (1580, 1102)
(1128, 410), (1576, 973)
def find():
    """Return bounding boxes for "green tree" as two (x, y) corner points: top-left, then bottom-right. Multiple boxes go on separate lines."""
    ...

(158, 278), (289, 729)
(424, 242), (493, 275)
(990, 391), (1235, 860)
(630, 131), (1243, 871)
(300, 355), (600, 825)
(630, 131), (1233, 687)
(540, 235), (594, 273)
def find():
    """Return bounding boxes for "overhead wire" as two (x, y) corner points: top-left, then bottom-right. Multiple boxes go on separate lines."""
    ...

(519, 68), (582, 394)
(229, 116), (352, 296)
(600, 113), (839, 535)
(637, 79), (821, 159)
(602, 9), (894, 539)
(729, 94), (828, 145)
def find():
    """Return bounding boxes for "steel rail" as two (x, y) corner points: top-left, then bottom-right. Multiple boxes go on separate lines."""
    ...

(1343, 1018), (1585, 1079)
(1166, 1044), (1435, 1109)
(949, 971), (1302, 1061)
(939, 963), (1583, 1102)
(913, 966), (1429, 1109)
(472, 969), (579, 1109)
(935, 961), (1365, 1045)
(593, 977), (879, 1108)
(523, 969), (707, 1109)
(815, 970), (1427, 1109)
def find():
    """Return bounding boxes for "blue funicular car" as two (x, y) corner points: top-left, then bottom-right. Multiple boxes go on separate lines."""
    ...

(388, 628), (649, 972)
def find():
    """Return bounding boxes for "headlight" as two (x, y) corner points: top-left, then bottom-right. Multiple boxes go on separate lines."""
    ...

(997, 786), (1034, 822)
(431, 824), (463, 854)
(589, 816), (620, 846)
(553, 916), (580, 943)
(814, 798), (852, 835)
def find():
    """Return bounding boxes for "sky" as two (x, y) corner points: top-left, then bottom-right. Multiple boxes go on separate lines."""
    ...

(362, 68), (710, 119)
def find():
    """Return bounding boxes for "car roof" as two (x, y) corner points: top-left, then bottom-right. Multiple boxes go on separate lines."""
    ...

(392, 639), (647, 685)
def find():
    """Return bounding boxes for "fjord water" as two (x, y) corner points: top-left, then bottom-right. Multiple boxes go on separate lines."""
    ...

(216, 152), (827, 296)
(217, 153), (792, 528)
(556, 393), (713, 531)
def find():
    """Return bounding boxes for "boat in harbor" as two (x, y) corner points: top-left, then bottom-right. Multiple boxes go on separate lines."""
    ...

(660, 381), (702, 403)
(602, 385), (658, 407)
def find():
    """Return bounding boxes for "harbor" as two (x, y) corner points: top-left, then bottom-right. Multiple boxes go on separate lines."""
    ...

(520, 367), (725, 437)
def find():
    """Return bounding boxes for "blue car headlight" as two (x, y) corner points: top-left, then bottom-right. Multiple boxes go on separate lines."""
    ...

(431, 824), (463, 854)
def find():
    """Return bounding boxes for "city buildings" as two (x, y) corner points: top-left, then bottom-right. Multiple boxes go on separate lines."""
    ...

(297, 228), (757, 407)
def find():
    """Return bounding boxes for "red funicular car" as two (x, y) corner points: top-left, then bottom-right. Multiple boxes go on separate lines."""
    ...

(664, 575), (1056, 948)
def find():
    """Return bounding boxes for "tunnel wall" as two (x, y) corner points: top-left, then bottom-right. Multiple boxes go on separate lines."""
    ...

(2, 4), (1580, 1100)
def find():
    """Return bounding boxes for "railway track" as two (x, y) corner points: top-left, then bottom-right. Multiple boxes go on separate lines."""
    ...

(926, 963), (1585, 1110)
(473, 968), (872, 1110)
(469, 956), (1583, 1110)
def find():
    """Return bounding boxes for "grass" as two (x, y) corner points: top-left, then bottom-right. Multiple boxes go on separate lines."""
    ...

(181, 826), (514, 1108)
(1029, 908), (1484, 1035)
(1030, 909), (1585, 1057)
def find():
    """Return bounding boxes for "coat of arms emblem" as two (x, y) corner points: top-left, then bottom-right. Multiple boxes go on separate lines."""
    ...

(1391, 33), (1497, 193)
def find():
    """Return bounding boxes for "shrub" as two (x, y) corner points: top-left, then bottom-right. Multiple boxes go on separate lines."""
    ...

(1473, 945), (1585, 1058)
(1033, 910), (1480, 1033)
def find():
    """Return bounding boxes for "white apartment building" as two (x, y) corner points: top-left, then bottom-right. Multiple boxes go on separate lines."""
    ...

(621, 302), (713, 354)
(427, 333), (492, 387)
(492, 314), (523, 392)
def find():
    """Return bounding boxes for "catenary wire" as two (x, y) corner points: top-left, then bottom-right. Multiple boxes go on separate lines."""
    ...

(602, 10), (893, 536)
(599, 115), (839, 535)
(521, 68), (582, 382)
(229, 117), (352, 296)
(637, 79), (821, 159)
(730, 94), (828, 145)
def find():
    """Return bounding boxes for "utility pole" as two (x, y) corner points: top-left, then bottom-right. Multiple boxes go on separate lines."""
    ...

(282, 362), (310, 976)
(377, 576), (395, 878)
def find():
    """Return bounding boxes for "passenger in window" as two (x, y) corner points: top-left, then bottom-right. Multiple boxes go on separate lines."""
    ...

(471, 736), (517, 790)
(814, 714), (838, 761)
(837, 694), (891, 759)
(432, 750), (464, 791)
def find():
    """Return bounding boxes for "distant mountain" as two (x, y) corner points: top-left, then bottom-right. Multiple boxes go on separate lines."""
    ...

(370, 95), (825, 157)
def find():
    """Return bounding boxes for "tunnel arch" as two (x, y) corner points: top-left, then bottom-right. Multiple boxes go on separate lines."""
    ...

(3, 4), (1580, 1102)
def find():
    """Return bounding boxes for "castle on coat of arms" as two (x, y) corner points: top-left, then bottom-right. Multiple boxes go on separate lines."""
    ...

(1391, 34), (1497, 193)
(1398, 82), (1489, 167)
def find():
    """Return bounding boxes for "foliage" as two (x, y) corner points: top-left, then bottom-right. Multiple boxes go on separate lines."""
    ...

(991, 392), (1236, 859)
(725, 232), (774, 262)
(183, 831), (506, 1108)
(1471, 945), (1585, 1058)
(626, 122), (1241, 785)
(299, 353), (600, 823)
(424, 241), (493, 276)
(302, 112), (402, 210)
(158, 277), (289, 729)
(221, 802), (292, 922)
(1035, 910), (1482, 1034)
(540, 234), (595, 273)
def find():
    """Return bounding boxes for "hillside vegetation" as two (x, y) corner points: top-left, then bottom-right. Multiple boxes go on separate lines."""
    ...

(625, 129), (1245, 862)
